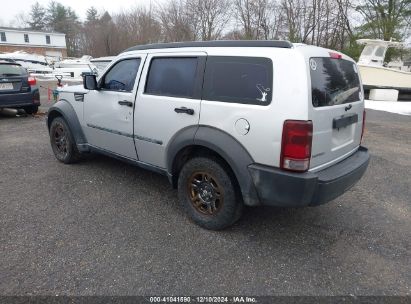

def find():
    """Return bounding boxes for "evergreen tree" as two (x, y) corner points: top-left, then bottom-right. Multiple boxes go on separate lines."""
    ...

(28, 2), (46, 30)
(45, 1), (81, 57)
(86, 7), (99, 24)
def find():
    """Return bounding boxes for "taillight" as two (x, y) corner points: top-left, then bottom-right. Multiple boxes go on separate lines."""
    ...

(28, 76), (37, 86)
(361, 110), (366, 143)
(329, 52), (342, 59)
(280, 120), (313, 172)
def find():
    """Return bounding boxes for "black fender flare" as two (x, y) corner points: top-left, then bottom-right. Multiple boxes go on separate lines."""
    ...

(46, 99), (88, 150)
(166, 125), (260, 206)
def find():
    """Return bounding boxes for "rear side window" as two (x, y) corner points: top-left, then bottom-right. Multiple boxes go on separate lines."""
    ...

(102, 58), (141, 92)
(310, 57), (361, 107)
(145, 57), (198, 98)
(0, 64), (26, 76)
(203, 56), (273, 105)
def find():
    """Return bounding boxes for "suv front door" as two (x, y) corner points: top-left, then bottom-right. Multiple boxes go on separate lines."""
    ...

(83, 55), (146, 159)
(133, 53), (206, 168)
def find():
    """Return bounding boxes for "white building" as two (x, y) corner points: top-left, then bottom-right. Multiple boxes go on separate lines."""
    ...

(0, 27), (67, 59)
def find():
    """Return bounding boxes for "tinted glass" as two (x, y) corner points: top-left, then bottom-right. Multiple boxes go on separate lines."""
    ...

(0, 32), (6, 42)
(24, 34), (29, 43)
(0, 64), (26, 76)
(310, 58), (361, 107)
(102, 58), (141, 91)
(145, 57), (198, 98)
(203, 57), (273, 105)
(46, 35), (51, 44)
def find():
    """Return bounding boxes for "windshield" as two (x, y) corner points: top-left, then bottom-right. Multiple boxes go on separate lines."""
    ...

(310, 57), (361, 107)
(0, 64), (27, 76)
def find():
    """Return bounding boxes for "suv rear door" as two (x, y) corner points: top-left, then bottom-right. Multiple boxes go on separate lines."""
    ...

(133, 52), (206, 168)
(308, 56), (364, 170)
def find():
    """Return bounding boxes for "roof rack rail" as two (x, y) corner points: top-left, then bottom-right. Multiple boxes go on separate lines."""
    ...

(123, 40), (293, 53)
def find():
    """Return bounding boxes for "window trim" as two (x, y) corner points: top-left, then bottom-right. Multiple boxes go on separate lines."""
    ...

(202, 56), (274, 106)
(98, 57), (142, 93)
(0, 32), (6, 42)
(24, 34), (29, 43)
(143, 56), (206, 100)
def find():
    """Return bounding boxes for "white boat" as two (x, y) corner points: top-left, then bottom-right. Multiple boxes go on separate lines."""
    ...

(0, 51), (53, 74)
(52, 55), (98, 80)
(357, 39), (411, 100)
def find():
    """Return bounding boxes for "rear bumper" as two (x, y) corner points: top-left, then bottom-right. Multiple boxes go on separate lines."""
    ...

(248, 146), (370, 207)
(0, 89), (40, 108)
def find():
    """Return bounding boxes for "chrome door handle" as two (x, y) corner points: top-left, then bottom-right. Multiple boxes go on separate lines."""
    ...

(118, 100), (133, 107)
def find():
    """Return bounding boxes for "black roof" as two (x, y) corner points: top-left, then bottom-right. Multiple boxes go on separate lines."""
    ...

(123, 40), (293, 52)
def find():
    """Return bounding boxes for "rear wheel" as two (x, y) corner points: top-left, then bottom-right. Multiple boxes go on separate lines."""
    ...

(23, 105), (38, 114)
(178, 156), (243, 230)
(49, 117), (81, 164)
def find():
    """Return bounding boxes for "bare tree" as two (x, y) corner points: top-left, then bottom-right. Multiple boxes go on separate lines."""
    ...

(259, 1), (286, 39)
(113, 5), (162, 50)
(157, 0), (197, 42)
(186, 0), (232, 40)
(233, 0), (267, 39)
(9, 12), (29, 28)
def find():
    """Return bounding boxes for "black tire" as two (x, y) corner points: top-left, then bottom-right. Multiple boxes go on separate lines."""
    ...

(23, 105), (38, 115)
(178, 156), (243, 230)
(49, 117), (81, 164)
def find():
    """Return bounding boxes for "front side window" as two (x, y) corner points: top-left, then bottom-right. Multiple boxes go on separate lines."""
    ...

(0, 32), (6, 42)
(24, 34), (29, 43)
(101, 58), (141, 91)
(46, 35), (51, 44)
(145, 57), (198, 98)
(310, 57), (361, 107)
(203, 56), (273, 105)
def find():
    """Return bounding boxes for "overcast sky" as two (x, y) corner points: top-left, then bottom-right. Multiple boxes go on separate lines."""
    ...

(0, 0), (160, 25)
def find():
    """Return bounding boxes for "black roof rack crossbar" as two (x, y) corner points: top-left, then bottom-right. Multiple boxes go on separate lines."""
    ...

(123, 40), (292, 53)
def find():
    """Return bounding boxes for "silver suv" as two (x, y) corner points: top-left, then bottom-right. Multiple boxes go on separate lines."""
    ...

(47, 41), (370, 230)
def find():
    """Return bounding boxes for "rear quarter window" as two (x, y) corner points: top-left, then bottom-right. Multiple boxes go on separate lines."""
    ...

(310, 57), (361, 107)
(203, 56), (273, 105)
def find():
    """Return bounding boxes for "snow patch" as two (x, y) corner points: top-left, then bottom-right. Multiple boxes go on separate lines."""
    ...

(365, 100), (411, 116)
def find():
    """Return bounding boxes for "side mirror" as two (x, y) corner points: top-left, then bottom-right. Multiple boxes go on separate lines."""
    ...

(83, 74), (98, 90)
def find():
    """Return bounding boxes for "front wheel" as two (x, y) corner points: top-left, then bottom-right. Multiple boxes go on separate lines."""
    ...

(49, 117), (81, 164)
(178, 156), (243, 230)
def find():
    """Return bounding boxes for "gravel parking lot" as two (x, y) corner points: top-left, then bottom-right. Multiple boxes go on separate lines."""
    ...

(0, 108), (410, 296)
